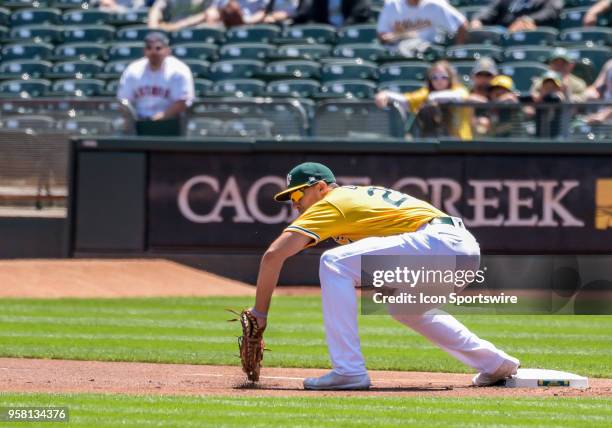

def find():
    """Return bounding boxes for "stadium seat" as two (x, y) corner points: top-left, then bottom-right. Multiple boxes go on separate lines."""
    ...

(0, 79), (51, 97)
(187, 118), (226, 137)
(450, 0), (490, 6)
(225, 25), (280, 44)
(499, 61), (548, 93)
(3, 0), (51, 7)
(0, 115), (56, 132)
(501, 28), (559, 46)
(320, 79), (377, 98)
(62, 9), (110, 25)
(193, 78), (213, 95)
(458, 6), (481, 21)
(55, 42), (107, 60)
(224, 118), (274, 138)
(108, 42), (143, 61)
(466, 27), (506, 45)
(104, 79), (119, 96)
(9, 25), (63, 43)
(332, 43), (386, 62)
(377, 80), (423, 93)
(446, 44), (503, 61)
(320, 59), (378, 82)
(281, 24), (336, 44)
(10, 8), (61, 26)
(449, 61), (476, 86)
(569, 46), (612, 74)
(173, 43), (217, 61)
(559, 7), (589, 30)
(1, 42), (54, 60)
(264, 60), (321, 79)
(565, 0), (598, 6)
(117, 25), (163, 42)
(51, 78), (105, 97)
(0, 60), (52, 79)
(503, 46), (551, 63)
(379, 62), (430, 83)
(98, 60), (130, 79)
(273, 44), (332, 60)
(62, 117), (116, 135)
(336, 24), (377, 44)
(183, 59), (211, 79)
(63, 25), (115, 43)
(207, 59), (264, 81)
(559, 27), (612, 47)
(219, 43), (274, 60)
(53, 0), (90, 8)
(267, 79), (321, 98)
(209, 79), (266, 97)
(0, 7), (9, 27)
(171, 26), (224, 44)
(48, 59), (104, 78)
(107, 8), (148, 26)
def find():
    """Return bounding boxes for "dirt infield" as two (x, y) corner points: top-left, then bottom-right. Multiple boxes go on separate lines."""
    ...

(1, 358), (610, 398)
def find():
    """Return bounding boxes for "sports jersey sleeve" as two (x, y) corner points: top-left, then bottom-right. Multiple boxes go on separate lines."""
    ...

(285, 201), (345, 247)
(170, 63), (195, 106)
(376, 2), (395, 34)
(117, 66), (135, 102)
(430, 0), (466, 33)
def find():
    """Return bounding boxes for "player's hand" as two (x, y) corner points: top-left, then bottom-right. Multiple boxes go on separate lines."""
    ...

(375, 91), (390, 108)
(509, 17), (536, 32)
(583, 10), (597, 26)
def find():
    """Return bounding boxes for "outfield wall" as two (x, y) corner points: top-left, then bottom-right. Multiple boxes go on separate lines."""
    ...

(69, 137), (612, 283)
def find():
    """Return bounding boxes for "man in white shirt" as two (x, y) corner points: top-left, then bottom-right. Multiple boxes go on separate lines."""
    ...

(117, 32), (195, 121)
(377, 0), (467, 45)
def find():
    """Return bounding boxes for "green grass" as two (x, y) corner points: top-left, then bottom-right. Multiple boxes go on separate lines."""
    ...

(0, 393), (611, 428)
(0, 297), (610, 377)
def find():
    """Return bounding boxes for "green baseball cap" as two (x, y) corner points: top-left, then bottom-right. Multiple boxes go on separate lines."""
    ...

(541, 70), (562, 87)
(274, 162), (336, 202)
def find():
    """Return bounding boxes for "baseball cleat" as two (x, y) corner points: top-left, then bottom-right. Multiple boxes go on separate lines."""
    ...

(303, 371), (371, 390)
(472, 357), (520, 387)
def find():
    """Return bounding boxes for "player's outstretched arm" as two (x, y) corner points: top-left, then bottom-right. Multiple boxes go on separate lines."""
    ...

(253, 231), (312, 323)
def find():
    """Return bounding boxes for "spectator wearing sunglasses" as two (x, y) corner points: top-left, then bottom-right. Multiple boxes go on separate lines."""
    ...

(117, 32), (195, 121)
(375, 60), (472, 139)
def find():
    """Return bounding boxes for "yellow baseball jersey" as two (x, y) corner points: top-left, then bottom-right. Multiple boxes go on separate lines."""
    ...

(285, 185), (446, 247)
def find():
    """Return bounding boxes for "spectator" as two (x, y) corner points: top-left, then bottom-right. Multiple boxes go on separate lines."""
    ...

(489, 75), (519, 103)
(292, 0), (371, 27)
(117, 32), (195, 121)
(532, 71), (565, 137)
(467, 57), (498, 101)
(583, 0), (611, 26)
(530, 47), (587, 103)
(148, 0), (217, 32)
(215, 0), (298, 26)
(584, 59), (612, 124)
(487, 74), (520, 137)
(375, 60), (472, 139)
(377, 0), (467, 45)
(98, 0), (145, 12)
(471, 0), (564, 32)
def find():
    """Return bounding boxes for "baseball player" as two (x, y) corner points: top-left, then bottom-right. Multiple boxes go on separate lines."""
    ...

(117, 32), (195, 121)
(249, 162), (519, 390)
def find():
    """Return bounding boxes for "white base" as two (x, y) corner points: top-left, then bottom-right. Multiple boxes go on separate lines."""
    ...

(504, 368), (589, 388)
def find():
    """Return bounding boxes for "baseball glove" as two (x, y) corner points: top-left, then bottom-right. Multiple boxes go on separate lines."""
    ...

(227, 309), (266, 382)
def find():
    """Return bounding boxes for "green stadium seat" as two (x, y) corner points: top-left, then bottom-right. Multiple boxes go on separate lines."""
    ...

(559, 27), (612, 47)
(320, 59), (378, 82)
(209, 78), (266, 97)
(219, 42), (274, 60)
(499, 61), (548, 93)
(449, 61), (476, 86)
(379, 62), (429, 83)
(62, 116), (116, 135)
(48, 59), (104, 78)
(0, 115), (56, 132)
(9, 25), (63, 43)
(225, 25), (280, 43)
(183, 59), (211, 79)
(62, 9), (110, 25)
(281, 24), (336, 44)
(446, 44), (503, 62)
(108, 42), (143, 61)
(503, 46), (551, 63)
(4, 0), (51, 7)
(0, 59), (52, 79)
(378, 80), (423, 93)
(273, 44), (332, 60)
(51, 78), (105, 97)
(0, 79), (51, 97)
(207, 59), (264, 81)
(336, 24), (377, 45)
(0, 8), (9, 27)
(501, 28), (559, 46)
(559, 7), (589, 30)
(117, 25), (163, 42)
(320, 79), (377, 98)
(466, 27), (505, 45)
(565, 0), (598, 6)
(173, 42), (217, 61)
(187, 117), (226, 137)
(569, 46), (612, 74)
(98, 60), (129, 79)
(63, 25), (115, 43)
(332, 43), (385, 62)
(224, 118), (274, 138)
(267, 79), (320, 98)
(55, 42), (107, 60)
(0, 25), (9, 42)
(1, 42), (54, 60)
(450, 0), (490, 6)
(171, 26), (224, 44)
(193, 78), (213, 96)
(104, 79), (120, 96)
(264, 60), (321, 79)
(53, 0), (90, 8)
(10, 8), (61, 26)
(107, 9), (148, 26)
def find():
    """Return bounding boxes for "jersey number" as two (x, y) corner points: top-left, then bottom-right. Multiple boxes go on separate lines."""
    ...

(366, 186), (407, 207)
